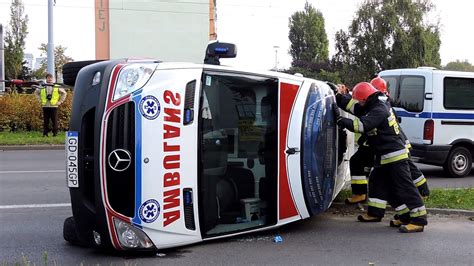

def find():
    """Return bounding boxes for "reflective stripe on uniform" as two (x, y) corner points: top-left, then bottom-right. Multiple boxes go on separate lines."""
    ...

(387, 114), (396, 126)
(413, 175), (427, 187)
(395, 204), (409, 215)
(380, 148), (409, 165)
(410, 206), (427, 217)
(353, 118), (364, 133)
(405, 140), (412, 150)
(345, 99), (357, 113)
(351, 175), (368, 184)
(368, 198), (387, 209)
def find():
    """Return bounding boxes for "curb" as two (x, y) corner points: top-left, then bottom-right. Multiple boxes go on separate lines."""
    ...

(0, 145), (65, 151)
(330, 202), (474, 217)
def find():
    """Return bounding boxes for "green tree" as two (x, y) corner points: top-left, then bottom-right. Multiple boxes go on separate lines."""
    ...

(443, 60), (474, 72)
(38, 43), (74, 79)
(4, 0), (29, 80)
(333, 0), (441, 86)
(288, 1), (329, 64)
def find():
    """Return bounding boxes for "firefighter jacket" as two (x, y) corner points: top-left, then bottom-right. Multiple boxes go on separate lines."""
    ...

(336, 92), (409, 165)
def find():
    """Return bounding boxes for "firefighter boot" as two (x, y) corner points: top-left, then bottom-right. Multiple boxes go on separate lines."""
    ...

(390, 214), (409, 228)
(345, 194), (367, 205)
(390, 219), (405, 227)
(399, 224), (424, 233)
(357, 213), (382, 222)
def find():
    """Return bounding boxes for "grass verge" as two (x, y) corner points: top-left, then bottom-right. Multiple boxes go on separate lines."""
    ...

(335, 188), (474, 210)
(0, 131), (66, 145)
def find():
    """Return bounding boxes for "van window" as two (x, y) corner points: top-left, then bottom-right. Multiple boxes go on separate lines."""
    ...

(397, 76), (425, 112)
(382, 76), (399, 98)
(444, 77), (474, 109)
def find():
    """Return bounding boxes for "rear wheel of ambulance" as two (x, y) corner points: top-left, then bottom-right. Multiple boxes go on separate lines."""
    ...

(63, 216), (82, 246)
(443, 146), (472, 178)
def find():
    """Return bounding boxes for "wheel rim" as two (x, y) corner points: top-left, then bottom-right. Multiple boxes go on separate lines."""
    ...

(452, 153), (468, 174)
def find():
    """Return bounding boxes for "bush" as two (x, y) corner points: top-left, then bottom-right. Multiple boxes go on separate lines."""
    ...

(0, 91), (72, 131)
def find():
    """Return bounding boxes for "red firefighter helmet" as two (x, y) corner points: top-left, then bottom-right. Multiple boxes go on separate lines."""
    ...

(370, 76), (388, 95)
(352, 82), (378, 102)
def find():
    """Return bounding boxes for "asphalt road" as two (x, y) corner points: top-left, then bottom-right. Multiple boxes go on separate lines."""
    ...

(0, 150), (473, 264)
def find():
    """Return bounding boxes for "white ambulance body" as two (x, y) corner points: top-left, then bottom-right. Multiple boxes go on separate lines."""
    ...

(379, 68), (474, 177)
(64, 55), (352, 252)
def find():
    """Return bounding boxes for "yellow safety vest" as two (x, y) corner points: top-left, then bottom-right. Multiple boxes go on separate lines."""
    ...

(40, 86), (60, 106)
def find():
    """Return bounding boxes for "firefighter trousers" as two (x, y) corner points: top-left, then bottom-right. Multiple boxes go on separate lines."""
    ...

(349, 145), (373, 195)
(367, 160), (428, 226)
(350, 148), (430, 197)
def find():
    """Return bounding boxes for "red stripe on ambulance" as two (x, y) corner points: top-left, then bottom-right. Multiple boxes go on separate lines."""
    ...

(278, 82), (300, 219)
(162, 90), (182, 227)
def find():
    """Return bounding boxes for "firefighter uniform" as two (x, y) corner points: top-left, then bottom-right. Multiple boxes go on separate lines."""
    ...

(336, 92), (430, 203)
(334, 82), (427, 232)
(346, 135), (373, 203)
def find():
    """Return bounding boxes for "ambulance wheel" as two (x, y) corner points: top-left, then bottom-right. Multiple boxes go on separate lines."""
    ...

(63, 216), (82, 245)
(62, 60), (102, 86)
(443, 146), (472, 178)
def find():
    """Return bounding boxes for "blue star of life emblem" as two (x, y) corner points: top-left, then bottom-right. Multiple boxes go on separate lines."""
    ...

(139, 199), (160, 223)
(139, 95), (160, 120)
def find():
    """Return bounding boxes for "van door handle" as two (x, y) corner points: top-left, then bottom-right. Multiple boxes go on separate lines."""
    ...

(286, 147), (300, 155)
(397, 117), (402, 123)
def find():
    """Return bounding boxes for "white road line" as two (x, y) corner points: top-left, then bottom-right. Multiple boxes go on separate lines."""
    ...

(0, 170), (65, 174)
(0, 203), (71, 209)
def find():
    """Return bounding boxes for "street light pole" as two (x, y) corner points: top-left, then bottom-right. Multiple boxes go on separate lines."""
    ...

(0, 24), (4, 93)
(273, 46), (279, 70)
(47, 0), (55, 79)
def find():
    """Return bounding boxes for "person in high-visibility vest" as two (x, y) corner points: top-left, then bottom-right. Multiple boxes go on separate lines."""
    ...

(34, 73), (67, 137)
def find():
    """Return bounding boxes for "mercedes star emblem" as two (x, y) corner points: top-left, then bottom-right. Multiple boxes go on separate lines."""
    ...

(108, 149), (132, 172)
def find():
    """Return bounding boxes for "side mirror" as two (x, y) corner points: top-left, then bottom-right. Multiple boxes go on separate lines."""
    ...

(204, 41), (237, 65)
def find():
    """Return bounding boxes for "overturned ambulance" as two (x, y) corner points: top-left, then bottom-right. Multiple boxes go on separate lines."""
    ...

(63, 42), (352, 252)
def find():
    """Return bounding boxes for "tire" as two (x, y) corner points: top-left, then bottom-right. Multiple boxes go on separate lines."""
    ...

(443, 146), (472, 178)
(62, 60), (102, 86)
(63, 216), (82, 245)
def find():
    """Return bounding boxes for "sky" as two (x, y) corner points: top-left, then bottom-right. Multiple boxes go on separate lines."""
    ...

(1, 0), (474, 71)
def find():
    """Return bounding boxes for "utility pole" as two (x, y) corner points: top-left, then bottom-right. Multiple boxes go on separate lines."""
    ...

(47, 0), (55, 79)
(273, 45), (279, 70)
(0, 24), (4, 94)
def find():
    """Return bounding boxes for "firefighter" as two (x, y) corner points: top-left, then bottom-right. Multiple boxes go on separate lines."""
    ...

(370, 77), (430, 197)
(333, 82), (427, 233)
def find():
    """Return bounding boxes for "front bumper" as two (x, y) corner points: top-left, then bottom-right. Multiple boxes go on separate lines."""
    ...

(410, 144), (451, 166)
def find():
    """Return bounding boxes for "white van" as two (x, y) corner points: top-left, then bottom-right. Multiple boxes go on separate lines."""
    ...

(379, 68), (474, 177)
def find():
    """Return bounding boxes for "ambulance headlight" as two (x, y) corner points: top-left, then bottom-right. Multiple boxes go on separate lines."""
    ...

(114, 63), (157, 101)
(113, 218), (155, 249)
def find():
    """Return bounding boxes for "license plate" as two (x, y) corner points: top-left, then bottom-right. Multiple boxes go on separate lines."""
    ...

(66, 131), (79, 188)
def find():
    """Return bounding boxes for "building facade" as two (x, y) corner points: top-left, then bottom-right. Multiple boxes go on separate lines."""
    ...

(95, 0), (217, 63)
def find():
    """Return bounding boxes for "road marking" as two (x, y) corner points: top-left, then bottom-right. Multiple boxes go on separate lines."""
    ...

(0, 203), (71, 209)
(0, 170), (64, 174)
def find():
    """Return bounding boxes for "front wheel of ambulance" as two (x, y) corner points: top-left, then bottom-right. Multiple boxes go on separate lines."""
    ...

(443, 146), (472, 178)
(63, 216), (82, 246)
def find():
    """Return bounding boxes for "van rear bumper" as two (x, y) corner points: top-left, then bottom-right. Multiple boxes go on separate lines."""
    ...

(410, 144), (451, 166)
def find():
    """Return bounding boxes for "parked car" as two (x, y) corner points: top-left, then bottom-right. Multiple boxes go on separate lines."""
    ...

(379, 67), (474, 177)
(63, 42), (352, 252)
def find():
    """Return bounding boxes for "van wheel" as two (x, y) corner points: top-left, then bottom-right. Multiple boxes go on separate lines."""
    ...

(443, 146), (472, 178)
(63, 216), (82, 245)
